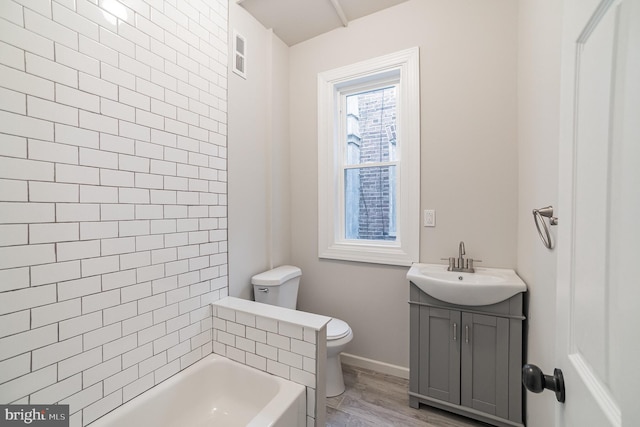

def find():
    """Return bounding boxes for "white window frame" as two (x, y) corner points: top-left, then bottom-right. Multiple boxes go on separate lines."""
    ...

(317, 47), (420, 266)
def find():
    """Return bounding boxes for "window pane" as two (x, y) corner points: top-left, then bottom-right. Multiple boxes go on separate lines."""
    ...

(345, 87), (397, 165)
(345, 166), (397, 241)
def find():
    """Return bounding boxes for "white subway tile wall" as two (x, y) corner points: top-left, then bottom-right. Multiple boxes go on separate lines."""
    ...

(0, 0), (228, 425)
(212, 302), (327, 427)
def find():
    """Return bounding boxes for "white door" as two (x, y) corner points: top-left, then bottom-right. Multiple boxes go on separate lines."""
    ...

(556, 0), (640, 425)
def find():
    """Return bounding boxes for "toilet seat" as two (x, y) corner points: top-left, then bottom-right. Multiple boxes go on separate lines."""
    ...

(327, 318), (351, 340)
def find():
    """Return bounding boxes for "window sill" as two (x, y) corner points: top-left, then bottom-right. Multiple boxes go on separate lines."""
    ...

(319, 241), (417, 266)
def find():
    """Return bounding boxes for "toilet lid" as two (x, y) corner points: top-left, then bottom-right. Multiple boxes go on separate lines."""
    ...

(251, 265), (301, 286)
(327, 318), (350, 340)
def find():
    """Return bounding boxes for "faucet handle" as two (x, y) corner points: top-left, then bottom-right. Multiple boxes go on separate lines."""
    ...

(441, 257), (456, 270)
(467, 259), (482, 269)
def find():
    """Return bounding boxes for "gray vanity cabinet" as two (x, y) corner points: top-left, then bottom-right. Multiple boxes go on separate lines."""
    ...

(409, 283), (525, 427)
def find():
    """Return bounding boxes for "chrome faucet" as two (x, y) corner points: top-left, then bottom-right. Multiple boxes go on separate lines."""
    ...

(442, 241), (480, 273)
(458, 241), (465, 270)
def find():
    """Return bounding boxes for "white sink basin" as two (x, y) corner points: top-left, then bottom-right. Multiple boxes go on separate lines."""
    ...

(407, 263), (527, 306)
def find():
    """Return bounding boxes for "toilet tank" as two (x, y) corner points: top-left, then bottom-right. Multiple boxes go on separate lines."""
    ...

(251, 266), (301, 310)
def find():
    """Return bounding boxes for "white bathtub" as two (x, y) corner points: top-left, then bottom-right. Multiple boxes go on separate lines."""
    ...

(89, 354), (306, 427)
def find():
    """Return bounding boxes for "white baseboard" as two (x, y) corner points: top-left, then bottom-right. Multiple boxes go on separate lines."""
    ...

(339, 353), (410, 380)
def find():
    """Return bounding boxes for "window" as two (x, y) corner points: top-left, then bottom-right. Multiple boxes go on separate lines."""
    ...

(318, 48), (420, 266)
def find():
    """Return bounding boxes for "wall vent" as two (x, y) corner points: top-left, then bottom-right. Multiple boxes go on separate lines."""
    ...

(233, 30), (247, 78)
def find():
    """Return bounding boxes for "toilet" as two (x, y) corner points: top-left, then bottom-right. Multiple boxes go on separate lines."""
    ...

(251, 265), (353, 397)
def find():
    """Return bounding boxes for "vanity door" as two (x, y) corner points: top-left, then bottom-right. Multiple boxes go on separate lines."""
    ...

(460, 312), (510, 419)
(418, 306), (461, 404)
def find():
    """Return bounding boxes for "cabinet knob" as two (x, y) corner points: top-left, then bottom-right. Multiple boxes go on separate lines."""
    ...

(522, 364), (565, 403)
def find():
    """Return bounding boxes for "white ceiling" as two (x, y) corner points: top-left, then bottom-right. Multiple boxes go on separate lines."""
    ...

(237, 0), (410, 46)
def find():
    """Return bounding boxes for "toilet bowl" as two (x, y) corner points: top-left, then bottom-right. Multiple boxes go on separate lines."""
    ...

(251, 265), (353, 397)
(325, 318), (353, 397)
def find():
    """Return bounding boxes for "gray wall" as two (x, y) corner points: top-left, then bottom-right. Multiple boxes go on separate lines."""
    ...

(228, 2), (290, 300)
(230, 3), (564, 426)
(289, 0), (518, 369)
(516, 0), (562, 426)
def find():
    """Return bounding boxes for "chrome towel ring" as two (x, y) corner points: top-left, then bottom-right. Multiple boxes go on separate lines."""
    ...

(533, 206), (558, 249)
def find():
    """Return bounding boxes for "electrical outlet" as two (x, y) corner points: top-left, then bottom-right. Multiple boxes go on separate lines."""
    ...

(424, 209), (435, 227)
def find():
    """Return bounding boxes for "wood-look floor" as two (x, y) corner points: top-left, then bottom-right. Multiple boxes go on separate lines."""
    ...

(326, 364), (489, 427)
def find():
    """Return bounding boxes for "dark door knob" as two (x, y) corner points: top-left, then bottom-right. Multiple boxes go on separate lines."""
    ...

(522, 364), (565, 403)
